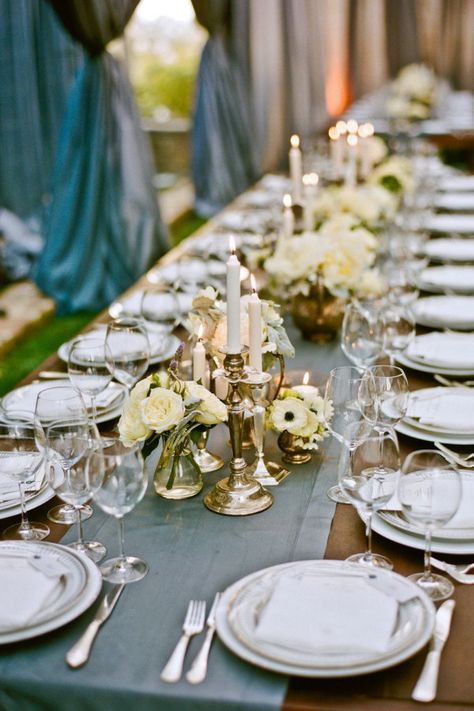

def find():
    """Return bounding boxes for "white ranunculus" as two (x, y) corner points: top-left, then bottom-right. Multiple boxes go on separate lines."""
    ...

(140, 387), (185, 433)
(185, 381), (227, 425)
(118, 398), (152, 447)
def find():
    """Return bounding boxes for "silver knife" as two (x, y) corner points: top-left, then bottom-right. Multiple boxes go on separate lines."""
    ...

(66, 585), (125, 668)
(412, 599), (455, 703)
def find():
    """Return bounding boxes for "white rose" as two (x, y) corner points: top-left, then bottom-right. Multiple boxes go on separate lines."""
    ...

(185, 381), (228, 425)
(118, 398), (151, 447)
(192, 286), (218, 310)
(140, 387), (185, 433)
(130, 375), (153, 403)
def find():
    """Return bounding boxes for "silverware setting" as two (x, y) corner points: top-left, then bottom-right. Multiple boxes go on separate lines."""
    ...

(430, 557), (474, 584)
(434, 441), (474, 468)
(186, 593), (221, 684)
(160, 599), (206, 683)
(66, 584), (125, 668)
(412, 599), (455, 703)
(434, 374), (474, 388)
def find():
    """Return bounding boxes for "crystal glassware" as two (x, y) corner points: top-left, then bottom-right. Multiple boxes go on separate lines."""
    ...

(88, 441), (149, 583)
(105, 317), (150, 392)
(398, 449), (462, 600)
(68, 335), (113, 426)
(382, 303), (416, 366)
(34, 386), (92, 525)
(140, 282), (180, 354)
(367, 365), (409, 430)
(341, 301), (384, 369)
(339, 423), (400, 569)
(1, 415), (50, 541)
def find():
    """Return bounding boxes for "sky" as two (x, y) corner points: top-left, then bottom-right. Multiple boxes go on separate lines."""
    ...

(135, 0), (195, 23)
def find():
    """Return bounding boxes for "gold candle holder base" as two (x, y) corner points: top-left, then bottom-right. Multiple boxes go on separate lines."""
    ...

(204, 350), (273, 516)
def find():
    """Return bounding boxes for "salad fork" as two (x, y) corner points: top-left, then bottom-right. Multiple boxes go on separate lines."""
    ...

(160, 600), (206, 683)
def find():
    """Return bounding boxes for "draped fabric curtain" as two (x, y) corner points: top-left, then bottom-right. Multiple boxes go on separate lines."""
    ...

(33, 0), (168, 314)
(191, 0), (258, 217)
(349, 0), (389, 99)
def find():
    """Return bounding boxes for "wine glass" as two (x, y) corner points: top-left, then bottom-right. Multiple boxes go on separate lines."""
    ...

(382, 304), (416, 366)
(34, 386), (92, 525)
(0, 415), (50, 541)
(341, 301), (384, 369)
(140, 283), (179, 354)
(398, 450), (462, 600)
(105, 317), (150, 392)
(45, 424), (106, 562)
(68, 335), (113, 426)
(88, 441), (148, 584)
(323, 366), (376, 503)
(339, 423), (400, 569)
(367, 365), (409, 430)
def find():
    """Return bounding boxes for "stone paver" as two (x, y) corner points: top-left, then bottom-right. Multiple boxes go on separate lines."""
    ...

(0, 282), (55, 356)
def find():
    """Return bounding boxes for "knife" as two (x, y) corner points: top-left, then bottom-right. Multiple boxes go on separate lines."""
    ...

(66, 585), (125, 668)
(412, 599), (455, 703)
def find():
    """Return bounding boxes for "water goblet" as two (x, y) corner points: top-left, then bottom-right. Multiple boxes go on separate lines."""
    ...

(1, 415), (50, 541)
(140, 282), (180, 354)
(68, 335), (113, 426)
(398, 450), (462, 600)
(34, 385), (92, 525)
(367, 365), (409, 430)
(88, 441), (149, 584)
(105, 317), (150, 392)
(382, 303), (416, 366)
(339, 424), (400, 569)
(341, 301), (384, 369)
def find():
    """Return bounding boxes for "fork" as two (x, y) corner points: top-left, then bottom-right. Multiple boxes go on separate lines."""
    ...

(434, 441), (474, 468)
(160, 600), (206, 683)
(430, 557), (474, 584)
(186, 593), (221, 684)
(434, 374), (474, 388)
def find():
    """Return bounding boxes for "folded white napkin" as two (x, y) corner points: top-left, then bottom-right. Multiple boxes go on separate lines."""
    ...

(439, 176), (474, 192)
(0, 556), (65, 632)
(407, 389), (474, 431)
(414, 296), (474, 328)
(420, 266), (474, 292)
(426, 214), (474, 234)
(254, 574), (399, 655)
(435, 194), (474, 212)
(407, 332), (474, 368)
(425, 238), (474, 262)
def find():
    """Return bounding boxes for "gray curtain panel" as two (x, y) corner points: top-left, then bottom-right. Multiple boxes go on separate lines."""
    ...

(385, 0), (419, 75)
(349, 0), (390, 99)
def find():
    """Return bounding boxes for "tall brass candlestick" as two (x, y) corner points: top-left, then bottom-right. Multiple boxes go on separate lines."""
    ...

(204, 351), (273, 516)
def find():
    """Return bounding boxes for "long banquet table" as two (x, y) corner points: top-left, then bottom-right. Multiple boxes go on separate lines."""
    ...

(1, 194), (474, 711)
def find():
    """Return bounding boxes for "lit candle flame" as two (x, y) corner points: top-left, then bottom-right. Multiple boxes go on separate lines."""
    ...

(328, 126), (339, 140)
(290, 134), (300, 149)
(303, 371), (310, 385)
(347, 134), (358, 147)
(250, 273), (257, 293)
(283, 193), (292, 209)
(303, 172), (319, 187)
(335, 120), (347, 135)
(229, 235), (236, 254)
(357, 124), (369, 138)
(346, 119), (359, 134)
(365, 122), (375, 137)
(197, 324), (204, 340)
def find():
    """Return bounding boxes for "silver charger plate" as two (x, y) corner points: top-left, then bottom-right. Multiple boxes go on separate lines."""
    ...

(215, 560), (435, 678)
(0, 540), (102, 644)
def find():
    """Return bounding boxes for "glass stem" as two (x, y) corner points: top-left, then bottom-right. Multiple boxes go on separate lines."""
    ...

(117, 516), (126, 560)
(90, 395), (97, 425)
(77, 506), (84, 546)
(424, 528), (432, 578)
(366, 510), (373, 556)
(18, 482), (31, 532)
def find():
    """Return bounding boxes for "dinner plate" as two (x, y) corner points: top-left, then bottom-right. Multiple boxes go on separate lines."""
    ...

(396, 351), (474, 377)
(412, 296), (474, 330)
(424, 238), (474, 263)
(395, 418), (474, 445)
(59, 333), (181, 369)
(1, 381), (127, 425)
(0, 481), (54, 521)
(216, 560), (435, 678)
(439, 175), (474, 192)
(434, 194), (474, 212)
(372, 512), (474, 555)
(425, 214), (474, 235)
(0, 540), (102, 644)
(416, 265), (474, 294)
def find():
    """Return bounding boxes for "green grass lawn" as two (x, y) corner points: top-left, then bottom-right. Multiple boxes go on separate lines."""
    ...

(0, 212), (206, 397)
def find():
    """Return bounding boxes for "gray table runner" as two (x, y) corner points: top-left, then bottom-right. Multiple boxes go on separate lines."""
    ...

(0, 328), (349, 711)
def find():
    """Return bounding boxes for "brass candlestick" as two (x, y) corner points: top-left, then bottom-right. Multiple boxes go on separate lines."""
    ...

(204, 350), (273, 516)
(246, 370), (290, 486)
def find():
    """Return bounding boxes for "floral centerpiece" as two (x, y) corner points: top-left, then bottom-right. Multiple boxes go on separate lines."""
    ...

(368, 155), (415, 195)
(267, 387), (333, 464)
(188, 287), (295, 370)
(118, 364), (227, 499)
(357, 135), (388, 170)
(311, 184), (397, 230)
(386, 63), (438, 121)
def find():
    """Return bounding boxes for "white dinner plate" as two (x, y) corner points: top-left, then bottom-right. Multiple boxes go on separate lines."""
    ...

(396, 351), (474, 377)
(425, 214), (474, 235)
(434, 194), (474, 212)
(424, 238), (474, 263)
(0, 482), (54, 521)
(1, 380), (127, 425)
(216, 560), (435, 678)
(412, 296), (474, 330)
(372, 512), (474, 555)
(395, 418), (474, 445)
(416, 265), (474, 294)
(0, 540), (102, 644)
(439, 176), (474, 192)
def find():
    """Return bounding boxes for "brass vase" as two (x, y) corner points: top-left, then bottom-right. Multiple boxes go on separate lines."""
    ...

(277, 431), (312, 465)
(291, 279), (345, 343)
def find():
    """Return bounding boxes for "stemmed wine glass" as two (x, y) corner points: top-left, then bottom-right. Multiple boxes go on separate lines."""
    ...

(367, 365), (409, 431)
(68, 335), (113, 426)
(34, 386), (92, 525)
(88, 440), (148, 584)
(383, 304), (416, 366)
(141, 282), (180, 354)
(323, 366), (376, 503)
(338, 423), (400, 569)
(105, 317), (150, 392)
(1, 415), (50, 541)
(341, 301), (384, 369)
(45, 423), (106, 562)
(398, 450), (462, 600)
